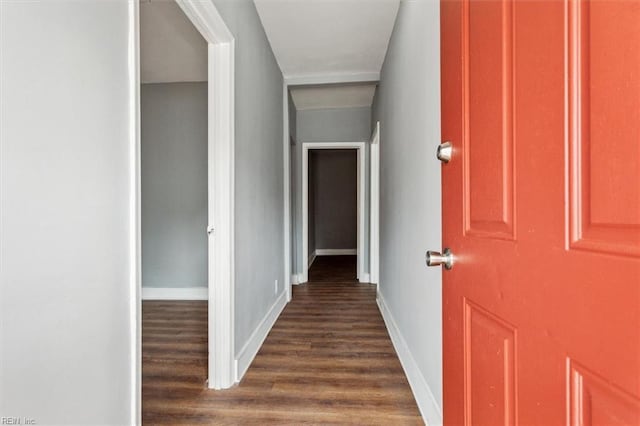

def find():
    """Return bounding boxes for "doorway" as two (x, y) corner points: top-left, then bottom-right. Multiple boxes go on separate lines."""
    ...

(136, 0), (236, 396)
(139, 1), (210, 403)
(308, 149), (358, 282)
(301, 142), (366, 283)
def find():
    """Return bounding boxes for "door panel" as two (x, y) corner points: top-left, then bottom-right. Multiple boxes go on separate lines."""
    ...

(464, 299), (517, 426)
(568, 0), (640, 257)
(465, 0), (515, 239)
(569, 360), (640, 426)
(441, 0), (640, 425)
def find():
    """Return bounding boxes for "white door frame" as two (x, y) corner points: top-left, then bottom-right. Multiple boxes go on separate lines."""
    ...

(301, 142), (366, 283)
(369, 122), (380, 285)
(137, 0), (236, 392)
(177, 0), (235, 391)
(282, 85), (292, 302)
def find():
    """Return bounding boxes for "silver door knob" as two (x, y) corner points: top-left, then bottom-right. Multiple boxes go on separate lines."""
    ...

(437, 141), (452, 163)
(426, 248), (454, 270)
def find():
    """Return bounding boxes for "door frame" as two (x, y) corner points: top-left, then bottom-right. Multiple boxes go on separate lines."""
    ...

(282, 85), (292, 302)
(301, 142), (366, 283)
(369, 122), (380, 284)
(136, 0), (237, 396)
(176, 0), (236, 391)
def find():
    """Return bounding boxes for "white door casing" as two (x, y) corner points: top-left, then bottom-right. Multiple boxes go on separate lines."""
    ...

(301, 142), (366, 283)
(282, 84), (292, 302)
(170, 0), (235, 390)
(369, 121), (380, 285)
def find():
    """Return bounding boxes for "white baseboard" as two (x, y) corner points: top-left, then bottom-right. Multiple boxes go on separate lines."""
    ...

(308, 250), (317, 268)
(235, 291), (287, 382)
(142, 287), (208, 300)
(291, 274), (303, 285)
(315, 248), (357, 256)
(377, 292), (443, 426)
(360, 273), (371, 283)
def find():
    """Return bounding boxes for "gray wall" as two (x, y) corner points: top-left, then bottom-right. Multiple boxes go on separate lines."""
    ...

(213, 0), (285, 355)
(310, 150), (358, 251)
(371, 0), (442, 422)
(288, 91), (297, 142)
(141, 83), (208, 289)
(0, 1), (135, 424)
(297, 106), (371, 142)
(293, 106), (371, 277)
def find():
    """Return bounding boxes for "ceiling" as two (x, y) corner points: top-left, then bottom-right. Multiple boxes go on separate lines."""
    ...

(254, 0), (400, 81)
(140, 0), (207, 84)
(290, 83), (377, 110)
(139, 0), (397, 110)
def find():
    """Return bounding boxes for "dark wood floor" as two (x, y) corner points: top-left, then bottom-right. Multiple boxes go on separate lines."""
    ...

(308, 255), (358, 282)
(142, 257), (422, 424)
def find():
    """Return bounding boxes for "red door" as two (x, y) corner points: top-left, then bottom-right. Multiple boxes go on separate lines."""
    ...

(440, 0), (640, 424)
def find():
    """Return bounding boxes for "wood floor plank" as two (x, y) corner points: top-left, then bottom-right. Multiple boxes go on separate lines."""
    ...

(142, 256), (422, 424)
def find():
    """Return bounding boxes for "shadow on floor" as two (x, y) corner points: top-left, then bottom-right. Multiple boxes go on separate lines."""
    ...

(308, 254), (357, 283)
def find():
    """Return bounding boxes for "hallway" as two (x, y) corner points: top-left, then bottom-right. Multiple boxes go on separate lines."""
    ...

(308, 255), (357, 282)
(142, 257), (421, 424)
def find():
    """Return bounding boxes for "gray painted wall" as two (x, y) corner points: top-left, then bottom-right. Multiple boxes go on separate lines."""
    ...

(293, 106), (371, 278)
(213, 0), (285, 355)
(289, 95), (298, 276)
(288, 91), (297, 142)
(141, 82), (208, 289)
(297, 107), (371, 143)
(310, 150), (358, 250)
(372, 0), (443, 420)
(0, 1), (135, 424)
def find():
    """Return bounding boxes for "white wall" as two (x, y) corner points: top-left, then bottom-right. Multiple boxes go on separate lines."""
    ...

(141, 83), (208, 289)
(292, 106), (371, 278)
(372, 0), (443, 423)
(212, 0), (285, 356)
(0, 1), (136, 424)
